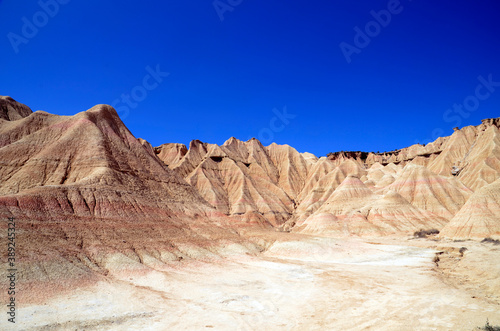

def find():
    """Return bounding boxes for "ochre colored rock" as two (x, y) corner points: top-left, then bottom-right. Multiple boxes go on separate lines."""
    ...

(440, 179), (500, 239)
(2, 95), (500, 252)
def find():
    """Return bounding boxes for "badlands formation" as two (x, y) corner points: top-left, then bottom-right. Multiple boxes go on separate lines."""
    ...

(154, 116), (500, 239)
(0, 95), (499, 330)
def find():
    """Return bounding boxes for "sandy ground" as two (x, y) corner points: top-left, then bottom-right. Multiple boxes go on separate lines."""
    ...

(5, 236), (500, 331)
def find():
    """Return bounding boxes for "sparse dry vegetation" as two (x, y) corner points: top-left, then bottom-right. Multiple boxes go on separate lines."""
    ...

(414, 229), (440, 238)
(479, 319), (500, 331)
(433, 255), (440, 264)
(481, 238), (500, 245)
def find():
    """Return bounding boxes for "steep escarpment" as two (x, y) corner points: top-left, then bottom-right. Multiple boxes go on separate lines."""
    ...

(326, 138), (446, 168)
(326, 119), (500, 193)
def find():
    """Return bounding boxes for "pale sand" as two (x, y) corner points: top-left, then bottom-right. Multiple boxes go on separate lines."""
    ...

(8, 237), (500, 331)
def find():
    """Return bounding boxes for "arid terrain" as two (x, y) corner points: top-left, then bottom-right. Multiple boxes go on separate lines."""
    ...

(6, 234), (500, 330)
(1, 96), (499, 330)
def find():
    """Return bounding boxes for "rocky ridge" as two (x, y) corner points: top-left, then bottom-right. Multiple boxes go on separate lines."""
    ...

(157, 116), (500, 239)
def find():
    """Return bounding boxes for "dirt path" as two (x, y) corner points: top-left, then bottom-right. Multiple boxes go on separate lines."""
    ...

(10, 237), (500, 330)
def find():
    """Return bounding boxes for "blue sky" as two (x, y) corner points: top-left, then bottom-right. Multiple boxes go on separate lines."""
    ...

(1, 0), (499, 156)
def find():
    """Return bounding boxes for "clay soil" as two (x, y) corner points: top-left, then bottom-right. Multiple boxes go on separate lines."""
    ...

(5, 233), (500, 331)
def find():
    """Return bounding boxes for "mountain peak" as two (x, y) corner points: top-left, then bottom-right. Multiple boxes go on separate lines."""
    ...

(0, 95), (33, 121)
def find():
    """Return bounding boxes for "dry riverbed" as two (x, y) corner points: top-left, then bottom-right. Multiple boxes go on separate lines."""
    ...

(7, 236), (500, 331)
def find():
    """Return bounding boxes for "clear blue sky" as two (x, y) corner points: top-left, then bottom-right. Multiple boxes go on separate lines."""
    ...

(1, 0), (499, 156)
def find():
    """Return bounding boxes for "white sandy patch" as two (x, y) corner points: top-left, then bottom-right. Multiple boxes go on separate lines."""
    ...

(8, 237), (500, 331)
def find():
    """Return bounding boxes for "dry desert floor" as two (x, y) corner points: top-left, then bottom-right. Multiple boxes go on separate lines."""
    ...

(7, 235), (500, 331)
